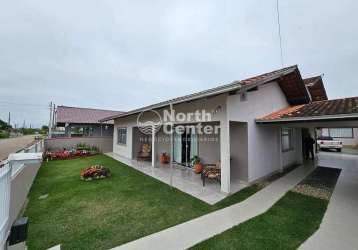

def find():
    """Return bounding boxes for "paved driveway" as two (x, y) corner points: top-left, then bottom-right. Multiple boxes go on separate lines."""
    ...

(0, 135), (35, 160)
(300, 152), (358, 250)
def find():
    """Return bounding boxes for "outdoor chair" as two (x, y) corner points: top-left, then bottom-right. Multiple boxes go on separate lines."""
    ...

(201, 162), (221, 186)
(137, 143), (152, 161)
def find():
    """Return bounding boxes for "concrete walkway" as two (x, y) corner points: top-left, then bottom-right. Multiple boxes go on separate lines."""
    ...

(112, 163), (314, 250)
(300, 152), (358, 250)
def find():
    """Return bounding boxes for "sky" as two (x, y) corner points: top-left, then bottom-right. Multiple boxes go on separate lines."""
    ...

(0, 0), (357, 128)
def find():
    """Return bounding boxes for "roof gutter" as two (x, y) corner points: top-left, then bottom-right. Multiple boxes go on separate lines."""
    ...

(100, 83), (243, 122)
(255, 113), (358, 124)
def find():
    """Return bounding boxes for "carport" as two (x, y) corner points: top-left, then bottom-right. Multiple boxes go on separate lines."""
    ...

(256, 97), (358, 249)
(256, 97), (358, 158)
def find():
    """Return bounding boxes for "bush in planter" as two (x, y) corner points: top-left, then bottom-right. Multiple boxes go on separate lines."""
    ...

(80, 165), (111, 181)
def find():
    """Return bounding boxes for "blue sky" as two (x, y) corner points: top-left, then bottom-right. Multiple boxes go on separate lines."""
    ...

(1, 0), (357, 127)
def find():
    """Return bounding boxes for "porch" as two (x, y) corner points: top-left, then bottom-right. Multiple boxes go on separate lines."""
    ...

(106, 152), (247, 204)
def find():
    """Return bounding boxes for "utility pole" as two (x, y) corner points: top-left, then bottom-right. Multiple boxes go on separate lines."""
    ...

(52, 103), (56, 130)
(48, 101), (53, 138)
(8, 112), (10, 127)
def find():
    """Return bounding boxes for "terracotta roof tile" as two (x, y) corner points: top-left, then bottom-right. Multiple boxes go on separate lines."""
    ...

(56, 106), (123, 124)
(257, 97), (358, 122)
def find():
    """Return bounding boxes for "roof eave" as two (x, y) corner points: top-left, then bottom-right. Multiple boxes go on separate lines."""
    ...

(100, 66), (300, 122)
(256, 113), (358, 123)
(99, 84), (243, 122)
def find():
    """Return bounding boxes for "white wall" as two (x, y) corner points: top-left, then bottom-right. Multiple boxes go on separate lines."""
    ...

(227, 81), (296, 182)
(230, 122), (248, 181)
(282, 128), (303, 167)
(113, 116), (137, 159)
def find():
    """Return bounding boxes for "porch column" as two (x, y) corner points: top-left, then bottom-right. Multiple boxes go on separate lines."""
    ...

(220, 119), (230, 193)
(152, 125), (155, 167)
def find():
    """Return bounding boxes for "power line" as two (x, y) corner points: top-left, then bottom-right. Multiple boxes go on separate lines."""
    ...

(276, 0), (284, 68)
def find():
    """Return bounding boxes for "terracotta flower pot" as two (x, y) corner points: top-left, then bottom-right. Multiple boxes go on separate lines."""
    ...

(194, 163), (203, 174)
(160, 154), (170, 164)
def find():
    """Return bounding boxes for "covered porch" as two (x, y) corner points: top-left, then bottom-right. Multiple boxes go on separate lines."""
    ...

(106, 152), (246, 204)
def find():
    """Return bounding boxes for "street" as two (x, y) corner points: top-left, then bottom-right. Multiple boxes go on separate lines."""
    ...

(0, 135), (35, 160)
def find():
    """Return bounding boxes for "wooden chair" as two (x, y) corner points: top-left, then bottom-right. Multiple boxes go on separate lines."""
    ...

(201, 162), (221, 186)
(137, 144), (152, 161)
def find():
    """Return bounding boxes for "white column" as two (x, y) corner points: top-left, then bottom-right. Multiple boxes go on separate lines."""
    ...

(152, 125), (155, 167)
(220, 119), (231, 193)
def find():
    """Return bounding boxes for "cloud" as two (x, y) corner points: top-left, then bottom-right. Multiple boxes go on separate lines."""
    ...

(0, 0), (357, 127)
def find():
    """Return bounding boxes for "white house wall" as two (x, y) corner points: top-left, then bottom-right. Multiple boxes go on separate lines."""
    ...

(227, 81), (298, 182)
(230, 122), (248, 182)
(282, 128), (303, 168)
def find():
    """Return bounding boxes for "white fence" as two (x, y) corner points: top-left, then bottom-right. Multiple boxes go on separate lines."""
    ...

(0, 162), (11, 250)
(0, 140), (44, 250)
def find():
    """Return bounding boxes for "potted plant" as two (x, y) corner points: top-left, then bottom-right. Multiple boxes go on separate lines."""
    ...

(191, 156), (203, 174)
(160, 152), (170, 164)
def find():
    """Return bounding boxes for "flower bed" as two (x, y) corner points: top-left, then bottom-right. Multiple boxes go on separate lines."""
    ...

(45, 149), (95, 160)
(80, 165), (111, 181)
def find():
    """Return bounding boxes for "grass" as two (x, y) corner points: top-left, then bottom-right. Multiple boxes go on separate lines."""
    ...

(25, 155), (261, 250)
(190, 166), (343, 250)
(190, 192), (329, 250)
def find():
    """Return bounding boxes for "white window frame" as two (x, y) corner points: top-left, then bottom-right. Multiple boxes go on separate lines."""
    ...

(281, 128), (294, 152)
(117, 127), (127, 145)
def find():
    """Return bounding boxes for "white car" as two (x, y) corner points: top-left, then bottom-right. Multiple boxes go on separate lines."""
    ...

(317, 136), (343, 152)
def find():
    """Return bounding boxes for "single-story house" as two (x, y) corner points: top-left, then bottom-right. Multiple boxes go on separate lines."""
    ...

(101, 65), (358, 194)
(55, 106), (123, 137)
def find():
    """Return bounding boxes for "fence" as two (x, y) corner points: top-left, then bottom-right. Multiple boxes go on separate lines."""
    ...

(45, 136), (113, 153)
(0, 139), (44, 250)
(0, 162), (11, 250)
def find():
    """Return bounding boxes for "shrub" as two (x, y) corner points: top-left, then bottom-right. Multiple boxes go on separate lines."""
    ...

(0, 130), (10, 139)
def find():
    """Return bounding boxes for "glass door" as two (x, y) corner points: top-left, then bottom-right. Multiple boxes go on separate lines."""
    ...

(173, 128), (199, 166)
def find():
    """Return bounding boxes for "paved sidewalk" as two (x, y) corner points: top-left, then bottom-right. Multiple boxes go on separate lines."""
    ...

(299, 153), (358, 250)
(112, 164), (314, 250)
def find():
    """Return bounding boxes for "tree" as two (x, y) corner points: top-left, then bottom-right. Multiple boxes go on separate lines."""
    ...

(0, 119), (11, 130)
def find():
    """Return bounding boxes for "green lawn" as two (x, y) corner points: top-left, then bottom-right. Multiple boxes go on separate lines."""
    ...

(25, 155), (261, 250)
(190, 191), (328, 250)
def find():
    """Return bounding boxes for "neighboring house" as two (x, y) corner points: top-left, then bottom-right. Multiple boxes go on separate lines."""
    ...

(55, 106), (123, 138)
(101, 65), (358, 194)
(319, 128), (358, 146)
